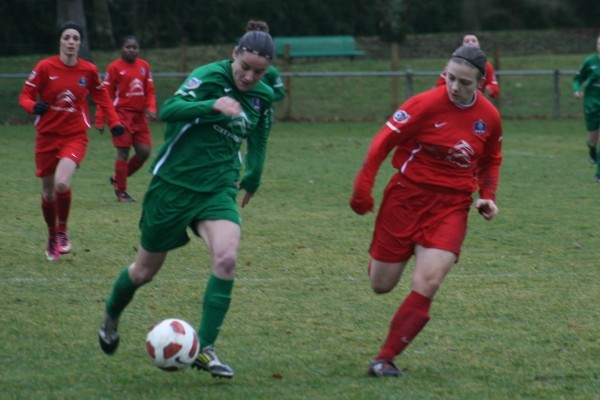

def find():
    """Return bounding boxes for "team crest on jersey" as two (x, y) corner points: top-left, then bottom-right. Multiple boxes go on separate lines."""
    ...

(253, 98), (261, 112)
(140, 68), (146, 75)
(28, 71), (37, 81)
(184, 77), (201, 89)
(392, 110), (410, 124)
(473, 119), (487, 135)
(78, 77), (87, 86)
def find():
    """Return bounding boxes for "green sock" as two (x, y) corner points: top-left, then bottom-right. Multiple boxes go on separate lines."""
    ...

(105, 267), (138, 320)
(198, 274), (234, 347)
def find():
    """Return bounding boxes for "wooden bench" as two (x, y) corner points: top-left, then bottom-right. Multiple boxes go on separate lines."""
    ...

(274, 36), (365, 60)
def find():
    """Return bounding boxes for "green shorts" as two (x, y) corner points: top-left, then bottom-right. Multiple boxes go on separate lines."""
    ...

(139, 176), (240, 252)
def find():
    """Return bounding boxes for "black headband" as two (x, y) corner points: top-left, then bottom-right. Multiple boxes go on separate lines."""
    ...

(239, 46), (272, 60)
(59, 22), (83, 39)
(452, 54), (485, 76)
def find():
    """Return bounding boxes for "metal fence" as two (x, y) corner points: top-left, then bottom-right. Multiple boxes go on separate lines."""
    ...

(1, 69), (581, 122)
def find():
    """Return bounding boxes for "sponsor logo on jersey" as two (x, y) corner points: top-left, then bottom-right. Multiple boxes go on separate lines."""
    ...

(392, 110), (410, 124)
(184, 77), (201, 90)
(252, 98), (261, 112)
(50, 90), (77, 112)
(446, 140), (475, 168)
(78, 77), (87, 87)
(126, 78), (145, 97)
(473, 119), (487, 135)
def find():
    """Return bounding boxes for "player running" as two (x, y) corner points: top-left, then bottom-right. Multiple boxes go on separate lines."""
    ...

(98, 28), (276, 380)
(18, 21), (124, 261)
(351, 45), (503, 377)
(573, 33), (600, 179)
(95, 35), (157, 202)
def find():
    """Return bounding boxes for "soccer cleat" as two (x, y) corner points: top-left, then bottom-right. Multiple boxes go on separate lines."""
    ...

(45, 236), (59, 261)
(109, 176), (119, 196)
(98, 314), (120, 355)
(117, 192), (136, 202)
(192, 346), (234, 379)
(56, 231), (72, 254)
(367, 359), (404, 377)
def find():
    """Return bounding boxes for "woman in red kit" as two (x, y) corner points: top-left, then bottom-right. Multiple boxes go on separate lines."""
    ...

(95, 35), (157, 202)
(18, 21), (124, 261)
(350, 45), (503, 377)
(436, 33), (500, 99)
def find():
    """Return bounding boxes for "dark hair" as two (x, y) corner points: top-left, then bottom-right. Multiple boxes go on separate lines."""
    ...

(450, 45), (486, 77)
(237, 30), (274, 60)
(246, 20), (269, 33)
(120, 35), (139, 47)
(59, 21), (83, 40)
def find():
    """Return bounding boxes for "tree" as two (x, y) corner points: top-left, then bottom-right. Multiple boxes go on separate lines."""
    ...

(92, 0), (116, 50)
(57, 0), (92, 60)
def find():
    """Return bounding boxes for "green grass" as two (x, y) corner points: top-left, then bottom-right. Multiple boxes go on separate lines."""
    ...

(0, 119), (598, 399)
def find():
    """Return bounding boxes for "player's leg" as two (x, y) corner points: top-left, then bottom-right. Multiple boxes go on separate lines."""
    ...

(113, 146), (135, 201)
(99, 247), (167, 355)
(53, 157), (77, 253)
(370, 247), (456, 377)
(128, 116), (152, 178)
(192, 218), (240, 378)
(40, 175), (58, 260)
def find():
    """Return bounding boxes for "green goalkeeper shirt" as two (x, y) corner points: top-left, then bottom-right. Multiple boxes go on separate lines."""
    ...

(573, 54), (600, 114)
(153, 60), (273, 193)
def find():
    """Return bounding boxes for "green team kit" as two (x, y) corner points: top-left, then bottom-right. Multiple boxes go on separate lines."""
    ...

(141, 60), (274, 252)
(573, 53), (600, 131)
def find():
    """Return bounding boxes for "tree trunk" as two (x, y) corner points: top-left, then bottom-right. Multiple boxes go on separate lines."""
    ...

(57, 0), (92, 61)
(92, 0), (115, 50)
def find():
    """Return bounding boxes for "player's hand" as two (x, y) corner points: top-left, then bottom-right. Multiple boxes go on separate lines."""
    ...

(350, 193), (374, 215)
(475, 198), (498, 221)
(33, 101), (49, 115)
(213, 96), (242, 116)
(110, 124), (125, 137)
(146, 110), (158, 122)
(241, 191), (254, 208)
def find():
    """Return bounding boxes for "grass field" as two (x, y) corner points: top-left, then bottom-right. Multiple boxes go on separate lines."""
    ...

(0, 119), (598, 399)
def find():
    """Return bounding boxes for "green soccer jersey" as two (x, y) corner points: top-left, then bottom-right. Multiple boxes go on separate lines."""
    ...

(262, 65), (285, 102)
(153, 60), (274, 193)
(573, 54), (600, 114)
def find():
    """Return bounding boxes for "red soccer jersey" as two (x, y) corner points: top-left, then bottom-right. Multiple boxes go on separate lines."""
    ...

(436, 61), (500, 99)
(95, 58), (156, 124)
(354, 85), (502, 201)
(18, 55), (120, 135)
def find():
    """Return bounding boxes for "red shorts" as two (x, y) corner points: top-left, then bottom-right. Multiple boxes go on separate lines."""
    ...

(370, 174), (473, 263)
(35, 132), (89, 177)
(112, 109), (152, 148)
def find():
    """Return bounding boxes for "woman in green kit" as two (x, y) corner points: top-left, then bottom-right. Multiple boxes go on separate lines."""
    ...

(98, 29), (276, 379)
(573, 33), (600, 180)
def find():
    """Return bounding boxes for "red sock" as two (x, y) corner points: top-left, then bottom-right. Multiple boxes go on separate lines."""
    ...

(127, 155), (144, 177)
(115, 159), (128, 193)
(376, 290), (432, 360)
(41, 196), (56, 238)
(56, 189), (71, 232)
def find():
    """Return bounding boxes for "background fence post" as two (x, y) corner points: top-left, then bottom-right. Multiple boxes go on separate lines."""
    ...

(283, 44), (292, 121)
(553, 69), (561, 119)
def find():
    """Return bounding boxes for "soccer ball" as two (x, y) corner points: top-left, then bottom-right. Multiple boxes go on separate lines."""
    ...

(145, 318), (200, 371)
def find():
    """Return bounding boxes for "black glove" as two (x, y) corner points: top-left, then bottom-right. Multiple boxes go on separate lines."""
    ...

(110, 125), (125, 137)
(33, 101), (49, 115)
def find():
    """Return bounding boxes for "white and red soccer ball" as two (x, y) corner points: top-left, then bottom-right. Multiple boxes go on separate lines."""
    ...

(145, 318), (200, 371)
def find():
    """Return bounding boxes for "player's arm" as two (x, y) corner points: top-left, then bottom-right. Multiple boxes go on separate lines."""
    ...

(158, 78), (225, 122)
(476, 115), (503, 211)
(239, 105), (271, 201)
(350, 118), (407, 215)
(18, 63), (45, 114)
(89, 69), (122, 132)
(95, 63), (117, 130)
(573, 60), (589, 98)
(145, 66), (158, 119)
(484, 63), (500, 98)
